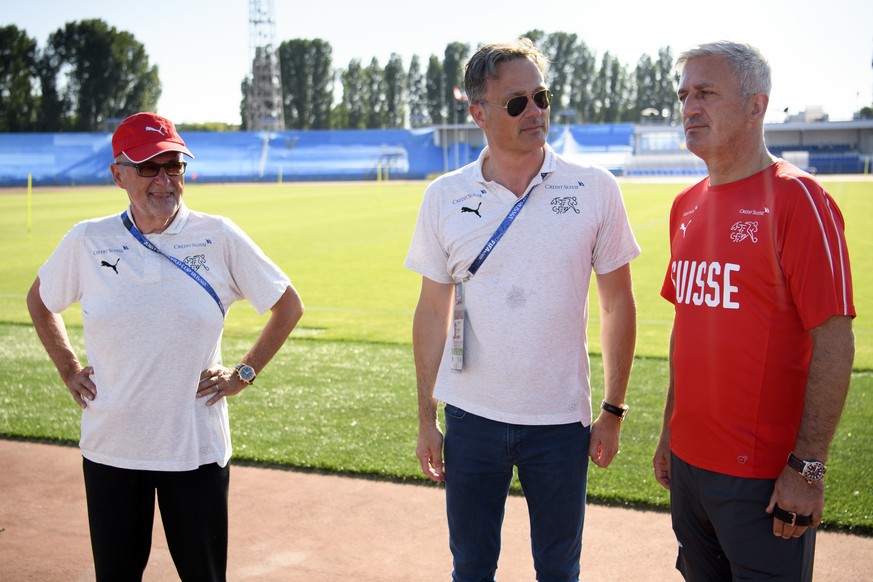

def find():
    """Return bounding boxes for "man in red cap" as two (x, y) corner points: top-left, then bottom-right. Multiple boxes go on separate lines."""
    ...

(26, 112), (305, 580)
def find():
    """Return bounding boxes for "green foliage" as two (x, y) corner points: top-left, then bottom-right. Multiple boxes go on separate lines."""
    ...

(176, 122), (241, 132)
(0, 25), (39, 131)
(278, 38), (334, 130)
(338, 59), (366, 129)
(406, 55), (427, 128)
(2, 180), (871, 365)
(363, 57), (387, 129)
(425, 55), (444, 125)
(2, 179), (871, 533)
(284, 29), (675, 129)
(383, 53), (406, 129)
(40, 19), (160, 131)
(539, 31), (581, 113)
(442, 41), (470, 122)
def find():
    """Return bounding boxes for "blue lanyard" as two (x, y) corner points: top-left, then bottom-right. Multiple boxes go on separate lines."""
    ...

(120, 211), (226, 317)
(466, 182), (537, 279)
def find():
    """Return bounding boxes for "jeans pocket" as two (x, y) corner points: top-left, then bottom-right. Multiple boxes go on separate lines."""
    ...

(443, 403), (467, 419)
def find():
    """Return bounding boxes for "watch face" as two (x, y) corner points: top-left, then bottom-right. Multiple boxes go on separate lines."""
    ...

(238, 365), (256, 383)
(803, 462), (826, 481)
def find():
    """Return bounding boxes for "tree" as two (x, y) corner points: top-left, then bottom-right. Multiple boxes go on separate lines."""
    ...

(383, 53), (406, 128)
(363, 57), (385, 128)
(521, 29), (547, 46)
(272, 30), (690, 131)
(538, 31), (579, 116)
(425, 55), (444, 125)
(600, 53), (619, 122)
(406, 55), (427, 127)
(338, 59), (366, 129)
(0, 25), (39, 132)
(588, 52), (630, 122)
(177, 121), (239, 132)
(40, 19), (159, 131)
(607, 57), (631, 122)
(568, 42), (597, 123)
(443, 42), (469, 124)
(240, 78), (250, 130)
(654, 46), (677, 122)
(278, 38), (333, 130)
(633, 54), (657, 122)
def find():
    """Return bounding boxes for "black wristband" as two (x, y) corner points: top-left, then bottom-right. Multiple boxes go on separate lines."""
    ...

(601, 400), (629, 420)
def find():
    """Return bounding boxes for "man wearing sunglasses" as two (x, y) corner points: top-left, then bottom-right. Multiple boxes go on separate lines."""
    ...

(26, 112), (304, 580)
(406, 38), (639, 581)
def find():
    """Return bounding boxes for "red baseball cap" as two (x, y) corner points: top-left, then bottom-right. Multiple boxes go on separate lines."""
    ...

(112, 112), (194, 162)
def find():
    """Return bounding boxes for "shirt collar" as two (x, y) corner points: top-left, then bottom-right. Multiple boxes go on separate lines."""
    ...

(473, 143), (557, 187)
(124, 201), (190, 234)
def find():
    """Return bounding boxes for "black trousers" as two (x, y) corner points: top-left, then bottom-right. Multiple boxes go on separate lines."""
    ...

(83, 458), (229, 582)
(670, 454), (815, 581)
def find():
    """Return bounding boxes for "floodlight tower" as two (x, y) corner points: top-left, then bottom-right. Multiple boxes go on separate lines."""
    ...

(246, 0), (284, 131)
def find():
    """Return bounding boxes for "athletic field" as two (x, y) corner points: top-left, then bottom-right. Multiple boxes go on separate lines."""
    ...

(1, 177), (870, 532)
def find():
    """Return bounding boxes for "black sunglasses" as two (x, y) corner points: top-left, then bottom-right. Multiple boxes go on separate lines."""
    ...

(117, 160), (187, 177)
(487, 89), (552, 117)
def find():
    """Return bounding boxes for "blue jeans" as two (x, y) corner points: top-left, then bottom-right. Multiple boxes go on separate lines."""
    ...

(444, 404), (590, 582)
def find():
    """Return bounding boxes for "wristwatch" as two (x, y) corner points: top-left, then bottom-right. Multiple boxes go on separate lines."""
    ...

(234, 363), (257, 385)
(601, 400), (629, 421)
(787, 452), (826, 483)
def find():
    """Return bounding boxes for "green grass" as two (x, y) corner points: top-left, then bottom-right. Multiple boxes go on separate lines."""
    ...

(3, 179), (870, 363)
(1, 178), (871, 534)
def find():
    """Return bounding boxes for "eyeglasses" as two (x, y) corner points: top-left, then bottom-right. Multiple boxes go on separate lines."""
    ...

(116, 160), (187, 177)
(485, 89), (552, 117)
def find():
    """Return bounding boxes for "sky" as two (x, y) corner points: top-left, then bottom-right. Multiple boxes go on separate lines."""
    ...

(5, 0), (873, 126)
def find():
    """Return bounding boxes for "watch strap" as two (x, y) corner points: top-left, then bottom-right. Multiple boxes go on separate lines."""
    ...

(601, 400), (629, 420)
(773, 503), (813, 527)
(787, 452), (805, 473)
(787, 452), (826, 482)
(234, 363), (256, 385)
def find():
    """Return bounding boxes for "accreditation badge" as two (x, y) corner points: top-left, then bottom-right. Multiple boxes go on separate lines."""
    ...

(450, 281), (465, 372)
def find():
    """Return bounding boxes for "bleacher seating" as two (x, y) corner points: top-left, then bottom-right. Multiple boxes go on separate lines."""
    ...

(0, 133), (114, 186)
(0, 129), (438, 186)
(624, 153), (708, 177)
(808, 153), (865, 174)
(0, 123), (869, 187)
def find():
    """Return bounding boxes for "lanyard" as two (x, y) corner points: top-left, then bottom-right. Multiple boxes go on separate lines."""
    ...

(120, 211), (226, 317)
(466, 182), (537, 280)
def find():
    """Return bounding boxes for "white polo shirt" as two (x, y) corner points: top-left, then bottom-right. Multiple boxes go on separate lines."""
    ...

(38, 203), (290, 471)
(405, 145), (640, 426)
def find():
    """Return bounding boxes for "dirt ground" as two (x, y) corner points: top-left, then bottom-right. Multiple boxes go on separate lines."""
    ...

(1, 439), (871, 581)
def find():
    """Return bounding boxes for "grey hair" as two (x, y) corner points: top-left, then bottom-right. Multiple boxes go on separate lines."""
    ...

(464, 37), (549, 105)
(676, 41), (771, 98)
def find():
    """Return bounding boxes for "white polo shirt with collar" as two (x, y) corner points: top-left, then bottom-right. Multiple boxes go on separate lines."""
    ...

(38, 203), (290, 471)
(405, 145), (640, 426)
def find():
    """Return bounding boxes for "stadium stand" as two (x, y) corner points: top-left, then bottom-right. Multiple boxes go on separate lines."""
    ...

(1, 120), (871, 186)
(0, 128), (440, 186)
(768, 144), (866, 174)
(624, 153), (708, 177)
(0, 133), (113, 186)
